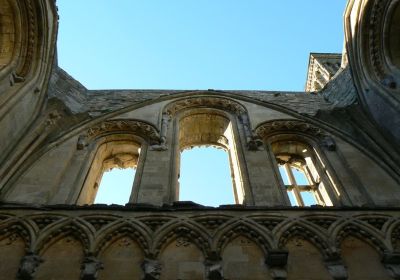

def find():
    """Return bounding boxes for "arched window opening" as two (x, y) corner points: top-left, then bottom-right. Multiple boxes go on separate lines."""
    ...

(272, 141), (333, 207)
(179, 147), (235, 207)
(177, 111), (245, 206)
(78, 139), (141, 205)
(94, 160), (137, 205)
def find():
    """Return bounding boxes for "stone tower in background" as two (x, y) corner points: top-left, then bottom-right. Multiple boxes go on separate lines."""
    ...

(0, 0), (399, 279)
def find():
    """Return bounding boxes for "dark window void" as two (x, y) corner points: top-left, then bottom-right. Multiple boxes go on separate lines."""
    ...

(179, 147), (235, 207)
(94, 167), (136, 205)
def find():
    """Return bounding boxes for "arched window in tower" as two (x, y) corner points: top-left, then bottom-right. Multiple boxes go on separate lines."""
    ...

(272, 141), (333, 207)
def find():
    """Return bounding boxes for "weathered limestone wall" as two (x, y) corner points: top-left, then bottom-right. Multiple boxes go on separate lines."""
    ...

(0, 0), (400, 279)
(0, 0), (58, 179)
(3, 93), (399, 208)
(0, 207), (398, 280)
(344, 0), (400, 146)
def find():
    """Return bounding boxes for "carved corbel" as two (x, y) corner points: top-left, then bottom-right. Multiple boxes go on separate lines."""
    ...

(239, 113), (263, 151)
(247, 137), (264, 151)
(80, 256), (103, 280)
(150, 113), (170, 151)
(320, 136), (336, 151)
(324, 257), (348, 280)
(43, 110), (61, 131)
(142, 258), (162, 280)
(10, 70), (25, 86)
(205, 253), (223, 280)
(17, 253), (43, 280)
(383, 253), (400, 279)
(77, 134), (89, 150)
(265, 250), (288, 280)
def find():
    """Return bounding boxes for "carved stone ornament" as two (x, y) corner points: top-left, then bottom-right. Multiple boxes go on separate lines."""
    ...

(368, 0), (397, 88)
(77, 120), (161, 149)
(10, 70), (25, 86)
(255, 119), (336, 151)
(205, 261), (223, 280)
(142, 258), (162, 280)
(266, 250), (288, 280)
(80, 256), (103, 280)
(150, 113), (169, 151)
(345, 0), (399, 90)
(256, 120), (324, 139)
(164, 96), (247, 116)
(17, 253), (43, 280)
(325, 258), (348, 280)
(383, 253), (400, 280)
(269, 267), (287, 280)
(77, 135), (89, 150)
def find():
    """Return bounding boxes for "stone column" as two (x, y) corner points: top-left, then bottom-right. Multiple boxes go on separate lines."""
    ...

(241, 146), (290, 206)
(133, 146), (174, 205)
(134, 116), (178, 205)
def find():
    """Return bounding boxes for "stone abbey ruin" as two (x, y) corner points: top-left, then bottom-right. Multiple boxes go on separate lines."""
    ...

(0, 0), (400, 279)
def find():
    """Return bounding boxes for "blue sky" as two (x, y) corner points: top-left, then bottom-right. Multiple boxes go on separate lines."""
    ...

(57, 0), (347, 206)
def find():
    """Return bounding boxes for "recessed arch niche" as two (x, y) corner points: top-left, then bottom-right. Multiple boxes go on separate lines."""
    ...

(35, 236), (84, 280)
(159, 237), (205, 280)
(221, 235), (270, 280)
(340, 236), (391, 280)
(285, 237), (331, 280)
(98, 236), (144, 280)
(0, 233), (26, 277)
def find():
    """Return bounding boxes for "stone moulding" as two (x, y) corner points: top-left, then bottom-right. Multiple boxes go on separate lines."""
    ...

(255, 119), (325, 139)
(163, 96), (263, 150)
(163, 96), (247, 116)
(254, 119), (336, 150)
(0, 208), (399, 261)
(76, 119), (162, 150)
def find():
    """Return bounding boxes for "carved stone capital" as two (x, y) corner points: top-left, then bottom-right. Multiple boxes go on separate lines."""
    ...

(383, 253), (400, 279)
(77, 135), (89, 150)
(205, 255), (223, 280)
(320, 136), (336, 151)
(247, 138), (264, 151)
(142, 258), (162, 280)
(80, 256), (103, 280)
(325, 259), (348, 280)
(266, 250), (288, 280)
(269, 267), (287, 280)
(17, 253), (43, 280)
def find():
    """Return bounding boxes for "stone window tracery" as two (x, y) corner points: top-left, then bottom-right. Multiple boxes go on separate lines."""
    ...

(272, 141), (333, 207)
